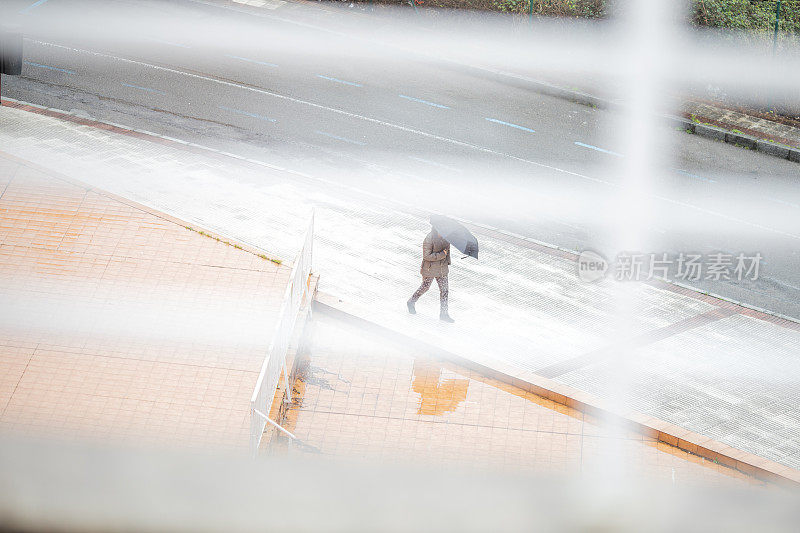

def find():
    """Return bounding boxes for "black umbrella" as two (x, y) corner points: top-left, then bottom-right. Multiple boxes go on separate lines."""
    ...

(430, 215), (479, 259)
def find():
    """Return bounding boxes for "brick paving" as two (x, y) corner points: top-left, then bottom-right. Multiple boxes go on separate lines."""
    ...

(0, 152), (291, 449)
(684, 101), (800, 149)
(281, 314), (765, 487)
(1, 102), (798, 476)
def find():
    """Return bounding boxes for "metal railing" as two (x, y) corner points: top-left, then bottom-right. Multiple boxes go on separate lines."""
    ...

(249, 212), (314, 455)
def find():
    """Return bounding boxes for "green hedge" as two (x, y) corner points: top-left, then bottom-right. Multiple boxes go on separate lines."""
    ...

(692, 0), (799, 34)
(389, 0), (799, 35)
(492, 0), (605, 18)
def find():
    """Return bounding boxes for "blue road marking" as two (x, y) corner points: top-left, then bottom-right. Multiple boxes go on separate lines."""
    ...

(315, 131), (366, 146)
(218, 105), (276, 122)
(398, 94), (450, 109)
(122, 83), (167, 95)
(19, 0), (50, 14)
(225, 55), (278, 68)
(674, 169), (716, 183)
(317, 74), (362, 87)
(574, 142), (623, 157)
(24, 61), (76, 75)
(485, 118), (535, 133)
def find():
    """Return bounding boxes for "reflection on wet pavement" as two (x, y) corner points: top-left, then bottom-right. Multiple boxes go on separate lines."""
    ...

(412, 360), (469, 416)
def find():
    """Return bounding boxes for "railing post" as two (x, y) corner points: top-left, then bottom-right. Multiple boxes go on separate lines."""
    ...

(250, 405), (260, 457)
(309, 209), (315, 271)
(282, 357), (292, 403)
(769, 0), (782, 113)
(773, 0), (782, 55)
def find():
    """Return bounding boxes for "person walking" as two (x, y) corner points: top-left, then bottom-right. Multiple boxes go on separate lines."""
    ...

(407, 226), (455, 323)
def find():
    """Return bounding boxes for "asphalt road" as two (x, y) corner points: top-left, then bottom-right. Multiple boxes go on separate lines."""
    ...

(2, 0), (799, 318)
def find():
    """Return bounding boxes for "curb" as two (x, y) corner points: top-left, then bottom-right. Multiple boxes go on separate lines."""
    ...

(314, 291), (800, 488)
(672, 116), (800, 163)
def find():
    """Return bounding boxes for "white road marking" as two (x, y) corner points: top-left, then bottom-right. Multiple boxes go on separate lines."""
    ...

(26, 39), (800, 241)
(233, 0), (285, 8)
(761, 276), (800, 293)
(148, 38), (191, 49)
(768, 197), (800, 209)
(315, 130), (366, 146)
(224, 54), (278, 68)
(408, 156), (461, 173)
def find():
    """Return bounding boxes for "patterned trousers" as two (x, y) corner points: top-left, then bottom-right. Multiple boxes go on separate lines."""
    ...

(409, 276), (448, 313)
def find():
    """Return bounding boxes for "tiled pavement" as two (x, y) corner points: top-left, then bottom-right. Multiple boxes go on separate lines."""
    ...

(0, 149), (765, 486)
(281, 314), (763, 487)
(0, 152), (291, 449)
(1, 103), (799, 473)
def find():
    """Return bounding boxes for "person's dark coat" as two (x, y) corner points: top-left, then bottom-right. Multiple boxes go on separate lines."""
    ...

(420, 230), (450, 278)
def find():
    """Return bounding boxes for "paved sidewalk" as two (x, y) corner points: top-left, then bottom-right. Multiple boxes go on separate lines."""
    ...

(1, 102), (798, 475)
(0, 150), (291, 449)
(282, 313), (762, 487)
